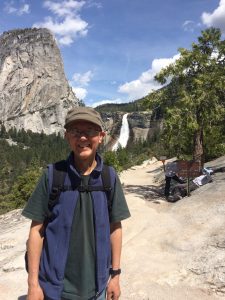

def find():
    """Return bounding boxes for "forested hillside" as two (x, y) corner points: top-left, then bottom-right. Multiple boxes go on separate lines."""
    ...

(0, 125), (70, 214)
(96, 99), (145, 113)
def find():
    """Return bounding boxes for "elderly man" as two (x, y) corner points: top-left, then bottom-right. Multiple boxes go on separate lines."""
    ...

(23, 107), (130, 300)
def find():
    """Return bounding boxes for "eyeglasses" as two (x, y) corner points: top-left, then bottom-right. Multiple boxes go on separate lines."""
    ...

(68, 128), (101, 138)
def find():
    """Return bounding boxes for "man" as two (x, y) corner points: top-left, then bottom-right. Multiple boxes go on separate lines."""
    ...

(22, 107), (130, 300)
(164, 160), (185, 199)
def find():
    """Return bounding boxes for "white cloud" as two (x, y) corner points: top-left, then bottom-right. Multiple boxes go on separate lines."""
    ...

(86, 1), (102, 9)
(33, 0), (88, 46)
(4, 1), (30, 15)
(72, 87), (87, 99)
(72, 70), (93, 86)
(118, 54), (180, 101)
(69, 70), (93, 100)
(182, 20), (201, 32)
(43, 0), (85, 17)
(58, 34), (74, 46)
(4, 2), (17, 14)
(18, 4), (30, 15)
(201, 0), (225, 33)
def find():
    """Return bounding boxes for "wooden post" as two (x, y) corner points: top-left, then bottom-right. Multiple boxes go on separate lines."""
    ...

(160, 156), (167, 172)
(187, 176), (190, 197)
(187, 161), (190, 196)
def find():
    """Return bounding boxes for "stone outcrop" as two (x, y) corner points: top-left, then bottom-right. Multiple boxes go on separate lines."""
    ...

(101, 111), (162, 149)
(101, 112), (124, 148)
(0, 28), (80, 134)
(128, 112), (162, 142)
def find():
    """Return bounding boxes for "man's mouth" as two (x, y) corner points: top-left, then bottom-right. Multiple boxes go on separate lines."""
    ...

(78, 144), (91, 149)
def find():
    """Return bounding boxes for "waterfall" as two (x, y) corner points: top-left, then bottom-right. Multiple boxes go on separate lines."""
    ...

(112, 113), (129, 151)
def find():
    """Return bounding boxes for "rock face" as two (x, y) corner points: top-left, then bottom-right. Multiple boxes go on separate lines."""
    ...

(101, 111), (162, 149)
(0, 28), (80, 134)
(128, 112), (162, 142)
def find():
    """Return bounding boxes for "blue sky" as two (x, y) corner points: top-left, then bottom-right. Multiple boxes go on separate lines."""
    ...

(0, 0), (225, 107)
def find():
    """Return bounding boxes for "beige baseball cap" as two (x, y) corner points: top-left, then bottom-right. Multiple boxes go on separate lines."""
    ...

(64, 107), (103, 130)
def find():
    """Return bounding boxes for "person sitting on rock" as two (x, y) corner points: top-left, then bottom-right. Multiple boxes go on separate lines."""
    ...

(164, 160), (185, 200)
(169, 168), (213, 202)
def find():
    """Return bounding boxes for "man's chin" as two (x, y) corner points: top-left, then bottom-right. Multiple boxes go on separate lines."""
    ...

(75, 149), (93, 159)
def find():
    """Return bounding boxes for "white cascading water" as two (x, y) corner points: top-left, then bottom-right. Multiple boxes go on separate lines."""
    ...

(112, 113), (129, 151)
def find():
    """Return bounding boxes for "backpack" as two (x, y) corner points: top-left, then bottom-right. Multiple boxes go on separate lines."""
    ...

(48, 160), (114, 217)
(25, 161), (115, 272)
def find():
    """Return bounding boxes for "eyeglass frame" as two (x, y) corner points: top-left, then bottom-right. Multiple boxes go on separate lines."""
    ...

(67, 128), (101, 138)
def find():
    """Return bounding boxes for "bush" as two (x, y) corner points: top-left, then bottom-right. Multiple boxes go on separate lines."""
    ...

(6, 165), (43, 209)
(103, 151), (123, 173)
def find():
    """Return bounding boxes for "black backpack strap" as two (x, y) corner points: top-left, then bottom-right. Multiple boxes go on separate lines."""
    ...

(48, 160), (68, 210)
(77, 164), (115, 219)
(102, 164), (114, 219)
(26, 160), (69, 273)
(77, 185), (106, 192)
(48, 161), (115, 220)
(77, 165), (112, 193)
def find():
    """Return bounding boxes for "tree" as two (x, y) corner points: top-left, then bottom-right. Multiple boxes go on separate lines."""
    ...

(0, 124), (8, 138)
(103, 151), (122, 173)
(154, 28), (225, 164)
(7, 164), (43, 209)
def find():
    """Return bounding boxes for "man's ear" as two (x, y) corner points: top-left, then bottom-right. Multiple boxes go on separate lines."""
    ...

(99, 131), (106, 144)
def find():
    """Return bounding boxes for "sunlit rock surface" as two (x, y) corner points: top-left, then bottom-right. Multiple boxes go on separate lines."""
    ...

(0, 28), (80, 134)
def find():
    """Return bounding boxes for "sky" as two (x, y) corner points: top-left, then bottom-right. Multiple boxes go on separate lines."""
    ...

(0, 0), (225, 107)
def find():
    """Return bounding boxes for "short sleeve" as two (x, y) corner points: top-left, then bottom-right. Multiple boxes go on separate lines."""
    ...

(22, 169), (49, 222)
(110, 173), (131, 223)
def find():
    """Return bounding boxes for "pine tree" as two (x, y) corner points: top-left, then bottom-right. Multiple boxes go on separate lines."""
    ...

(153, 28), (225, 164)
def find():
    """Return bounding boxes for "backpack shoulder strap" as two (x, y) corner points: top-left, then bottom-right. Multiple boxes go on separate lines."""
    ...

(48, 160), (68, 209)
(48, 161), (116, 219)
(102, 164), (116, 219)
(101, 164), (113, 190)
(77, 164), (116, 219)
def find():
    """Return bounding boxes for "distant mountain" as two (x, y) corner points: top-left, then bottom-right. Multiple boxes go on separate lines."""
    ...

(95, 97), (163, 150)
(96, 98), (146, 113)
(0, 28), (80, 135)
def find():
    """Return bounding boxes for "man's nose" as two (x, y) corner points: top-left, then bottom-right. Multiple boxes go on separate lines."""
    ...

(79, 132), (88, 138)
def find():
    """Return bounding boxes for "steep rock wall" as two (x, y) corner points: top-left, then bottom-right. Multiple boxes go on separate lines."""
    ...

(0, 28), (80, 134)
(128, 112), (162, 141)
(101, 111), (162, 150)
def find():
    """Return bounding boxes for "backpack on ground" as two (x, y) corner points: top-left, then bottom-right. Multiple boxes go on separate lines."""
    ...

(25, 161), (115, 272)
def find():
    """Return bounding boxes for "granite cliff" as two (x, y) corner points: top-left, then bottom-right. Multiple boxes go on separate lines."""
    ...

(0, 28), (161, 145)
(0, 28), (80, 134)
(101, 111), (162, 149)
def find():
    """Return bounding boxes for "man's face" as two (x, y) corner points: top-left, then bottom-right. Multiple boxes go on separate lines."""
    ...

(65, 120), (105, 161)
